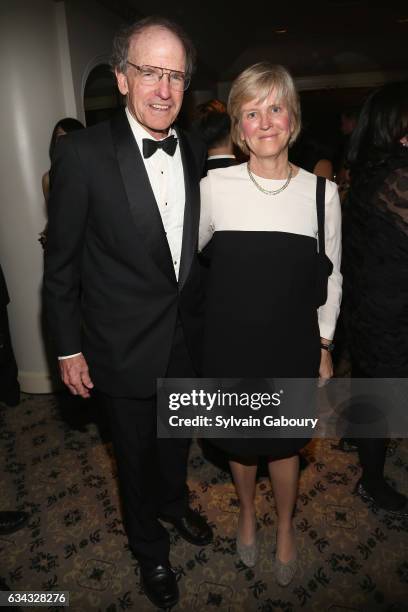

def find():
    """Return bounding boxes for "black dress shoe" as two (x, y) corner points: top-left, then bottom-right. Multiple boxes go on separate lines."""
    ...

(140, 563), (179, 609)
(160, 508), (213, 546)
(0, 511), (29, 535)
(354, 479), (408, 516)
(0, 383), (20, 407)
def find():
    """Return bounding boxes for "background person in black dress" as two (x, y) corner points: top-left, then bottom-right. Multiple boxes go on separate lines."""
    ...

(289, 124), (335, 180)
(342, 81), (408, 516)
(199, 63), (342, 585)
(41, 118), (85, 204)
(192, 98), (236, 175)
(40, 118), (84, 248)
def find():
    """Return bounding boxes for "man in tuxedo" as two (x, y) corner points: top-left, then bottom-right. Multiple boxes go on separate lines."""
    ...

(44, 16), (212, 609)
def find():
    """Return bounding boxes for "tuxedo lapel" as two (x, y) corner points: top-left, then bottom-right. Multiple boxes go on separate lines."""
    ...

(177, 129), (200, 291)
(110, 110), (176, 284)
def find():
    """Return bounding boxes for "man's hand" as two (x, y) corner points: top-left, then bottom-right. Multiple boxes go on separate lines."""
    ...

(318, 348), (333, 387)
(59, 353), (94, 398)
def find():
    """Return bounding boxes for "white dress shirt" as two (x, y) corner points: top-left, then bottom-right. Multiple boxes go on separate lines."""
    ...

(59, 109), (186, 360)
(125, 108), (186, 280)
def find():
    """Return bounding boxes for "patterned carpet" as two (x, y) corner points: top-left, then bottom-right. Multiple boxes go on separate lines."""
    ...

(0, 392), (407, 612)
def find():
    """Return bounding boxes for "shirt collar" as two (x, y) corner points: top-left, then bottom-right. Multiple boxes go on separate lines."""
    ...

(125, 107), (177, 154)
(207, 154), (236, 160)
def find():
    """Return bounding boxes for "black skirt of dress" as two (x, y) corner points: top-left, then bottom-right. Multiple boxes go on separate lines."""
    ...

(202, 231), (321, 458)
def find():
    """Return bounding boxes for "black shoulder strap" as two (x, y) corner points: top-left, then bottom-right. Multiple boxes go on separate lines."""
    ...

(316, 176), (326, 255)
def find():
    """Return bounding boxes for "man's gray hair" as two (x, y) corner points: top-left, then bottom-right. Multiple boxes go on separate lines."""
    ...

(111, 15), (196, 78)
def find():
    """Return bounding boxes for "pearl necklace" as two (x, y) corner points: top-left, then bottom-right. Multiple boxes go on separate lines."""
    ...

(247, 162), (293, 195)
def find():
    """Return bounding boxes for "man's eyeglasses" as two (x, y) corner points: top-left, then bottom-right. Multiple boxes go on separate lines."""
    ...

(126, 62), (190, 92)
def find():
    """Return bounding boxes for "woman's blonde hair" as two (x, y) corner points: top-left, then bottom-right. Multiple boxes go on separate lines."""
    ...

(228, 62), (301, 155)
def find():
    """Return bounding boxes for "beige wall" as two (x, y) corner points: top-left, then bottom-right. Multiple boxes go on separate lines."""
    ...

(64, 0), (122, 123)
(0, 0), (68, 392)
(0, 0), (121, 392)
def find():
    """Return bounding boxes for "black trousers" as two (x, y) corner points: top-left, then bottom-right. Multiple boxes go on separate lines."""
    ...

(105, 318), (195, 566)
(350, 361), (388, 486)
(0, 306), (19, 398)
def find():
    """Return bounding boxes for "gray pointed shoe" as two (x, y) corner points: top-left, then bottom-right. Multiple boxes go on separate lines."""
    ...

(274, 528), (298, 586)
(236, 531), (259, 567)
(275, 554), (298, 586)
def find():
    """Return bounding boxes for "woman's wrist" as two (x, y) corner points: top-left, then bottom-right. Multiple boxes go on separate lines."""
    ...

(320, 338), (335, 352)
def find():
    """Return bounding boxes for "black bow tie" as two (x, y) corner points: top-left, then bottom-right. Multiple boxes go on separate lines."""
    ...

(142, 135), (178, 159)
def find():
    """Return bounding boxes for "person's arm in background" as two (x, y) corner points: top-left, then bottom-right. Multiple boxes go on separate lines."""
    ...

(39, 172), (50, 249)
(42, 171), (50, 202)
(380, 165), (408, 228)
(313, 159), (334, 181)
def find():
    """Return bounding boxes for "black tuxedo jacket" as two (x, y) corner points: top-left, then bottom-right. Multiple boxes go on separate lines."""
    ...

(44, 110), (206, 398)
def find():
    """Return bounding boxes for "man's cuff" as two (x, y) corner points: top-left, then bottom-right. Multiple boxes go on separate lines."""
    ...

(58, 352), (82, 360)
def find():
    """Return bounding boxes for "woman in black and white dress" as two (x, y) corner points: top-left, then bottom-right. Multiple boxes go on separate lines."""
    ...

(199, 63), (342, 584)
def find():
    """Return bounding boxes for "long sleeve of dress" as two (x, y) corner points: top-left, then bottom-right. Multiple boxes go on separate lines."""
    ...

(318, 180), (343, 340)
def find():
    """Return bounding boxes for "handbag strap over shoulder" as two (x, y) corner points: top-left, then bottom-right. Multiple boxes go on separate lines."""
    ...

(316, 175), (326, 255)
